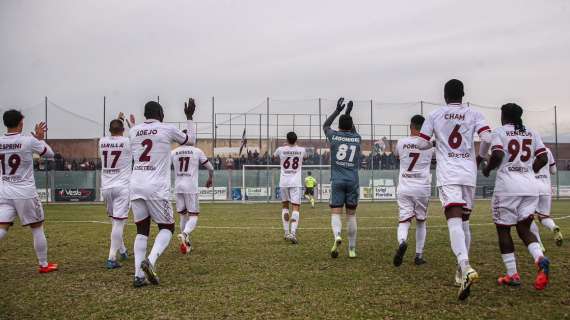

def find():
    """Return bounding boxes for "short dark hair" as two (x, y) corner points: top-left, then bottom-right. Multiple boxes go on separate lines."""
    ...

(338, 114), (353, 131)
(286, 131), (297, 144)
(410, 115), (425, 130)
(501, 103), (525, 132)
(3, 109), (24, 129)
(444, 79), (464, 101)
(109, 119), (124, 134)
(144, 101), (164, 121)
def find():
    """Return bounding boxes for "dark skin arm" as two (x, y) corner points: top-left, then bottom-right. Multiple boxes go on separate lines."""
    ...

(345, 100), (357, 133)
(533, 153), (548, 173)
(482, 150), (504, 177)
(323, 97), (346, 132)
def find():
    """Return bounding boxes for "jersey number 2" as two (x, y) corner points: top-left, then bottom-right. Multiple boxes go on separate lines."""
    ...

(139, 139), (153, 162)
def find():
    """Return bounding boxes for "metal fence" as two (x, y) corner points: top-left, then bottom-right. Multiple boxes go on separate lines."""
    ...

(2, 96), (568, 203)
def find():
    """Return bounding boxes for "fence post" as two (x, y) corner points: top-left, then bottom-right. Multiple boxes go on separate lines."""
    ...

(555, 105), (560, 200)
(318, 98), (323, 202)
(229, 113), (232, 147)
(44, 96), (49, 203)
(103, 96), (106, 137)
(259, 113), (262, 152)
(212, 96), (216, 201)
(370, 99), (375, 202)
(420, 100), (424, 116)
(266, 97), (270, 203)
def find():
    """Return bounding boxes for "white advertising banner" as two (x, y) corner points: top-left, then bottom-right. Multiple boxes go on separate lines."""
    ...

(199, 187), (227, 200)
(246, 187), (271, 197)
(37, 188), (51, 202)
(375, 186), (397, 199)
(319, 184), (331, 200)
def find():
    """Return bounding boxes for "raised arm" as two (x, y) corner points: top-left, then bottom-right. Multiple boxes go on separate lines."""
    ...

(31, 122), (54, 158)
(323, 97), (346, 133)
(184, 98), (197, 145)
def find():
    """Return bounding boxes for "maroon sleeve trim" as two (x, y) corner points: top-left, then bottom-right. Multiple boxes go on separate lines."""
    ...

(550, 162), (556, 167)
(535, 148), (546, 156)
(180, 133), (189, 145)
(477, 126), (491, 134)
(201, 159), (210, 166)
(418, 132), (431, 141)
(39, 147), (47, 157)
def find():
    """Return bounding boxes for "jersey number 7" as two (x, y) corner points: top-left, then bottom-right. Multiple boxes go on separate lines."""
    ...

(407, 152), (420, 171)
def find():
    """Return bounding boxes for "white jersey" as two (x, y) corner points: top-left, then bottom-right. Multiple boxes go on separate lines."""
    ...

(419, 103), (490, 187)
(535, 148), (555, 195)
(129, 119), (195, 200)
(491, 124), (547, 196)
(99, 136), (132, 190)
(274, 145), (306, 188)
(172, 145), (208, 194)
(394, 136), (434, 197)
(0, 133), (54, 199)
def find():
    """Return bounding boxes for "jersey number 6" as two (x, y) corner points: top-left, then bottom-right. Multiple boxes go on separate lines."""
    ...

(448, 125), (462, 149)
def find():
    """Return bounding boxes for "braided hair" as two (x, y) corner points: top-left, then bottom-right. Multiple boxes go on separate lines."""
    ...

(501, 103), (525, 132)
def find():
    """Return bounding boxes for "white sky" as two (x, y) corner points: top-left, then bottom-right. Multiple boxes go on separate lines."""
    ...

(1, 0), (569, 140)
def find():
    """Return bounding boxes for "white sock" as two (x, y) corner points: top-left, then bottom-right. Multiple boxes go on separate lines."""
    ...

(290, 211), (300, 236)
(0, 229), (7, 240)
(347, 214), (357, 250)
(397, 221), (410, 245)
(447, 218), (469, 272)
(530, 221), (543, 244)
(541, 218), (557, 231)
(180, 214), (189, 234)
(31, 226), (48, 268)
(148, 229), (172, 266)
(501, 253), (518, 276)
(282, 209), (290, 235)
(462, 220), (471, 253)
(415, 220), (427, 256)
(331, 214), (342, 238)
(183, 216), (198, 235)
(134, 234), (148, 278)
(527, 242), (543, 263)
(108, 219), (125, 261)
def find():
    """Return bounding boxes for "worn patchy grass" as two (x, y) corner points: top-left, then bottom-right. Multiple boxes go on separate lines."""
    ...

(1, 200), (570, 319)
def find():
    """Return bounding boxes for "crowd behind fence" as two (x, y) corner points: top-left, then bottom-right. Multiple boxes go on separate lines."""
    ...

(3, 95), (569, 202)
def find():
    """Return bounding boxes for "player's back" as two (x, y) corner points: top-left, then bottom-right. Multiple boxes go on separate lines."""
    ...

(420, 103), (490, 187)
(172, 145), (207, 194)
(275, 145), (305, 187)
(396, 136), (433, 196)
(129, 119), (187, 200)
(99, 136), (132, 190)
(0, 133), (48, 199)
(492, 124), (546, 196)
(327, 129), (361, 184)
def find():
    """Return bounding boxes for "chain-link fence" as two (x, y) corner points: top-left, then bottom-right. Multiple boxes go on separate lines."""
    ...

(2, 96), (568, 203)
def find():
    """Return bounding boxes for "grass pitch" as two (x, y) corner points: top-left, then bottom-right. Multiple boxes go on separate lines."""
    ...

(1, 200), (570, 319)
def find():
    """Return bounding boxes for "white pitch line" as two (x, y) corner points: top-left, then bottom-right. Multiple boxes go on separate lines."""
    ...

(50, 215), (570, 230)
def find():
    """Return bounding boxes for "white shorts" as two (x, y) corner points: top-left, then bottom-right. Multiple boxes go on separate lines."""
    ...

(492, 195), (538, 226)
(280, 187), (302, 205)
(438, 185), (475, 212)
(101, 187), (130, 220)
(131, 199), (174, 225)
(0, 198), (44, 226)
(176, 193), (200, 214)
(535, 195), (552, 217)
(398, 194), (429, 222)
